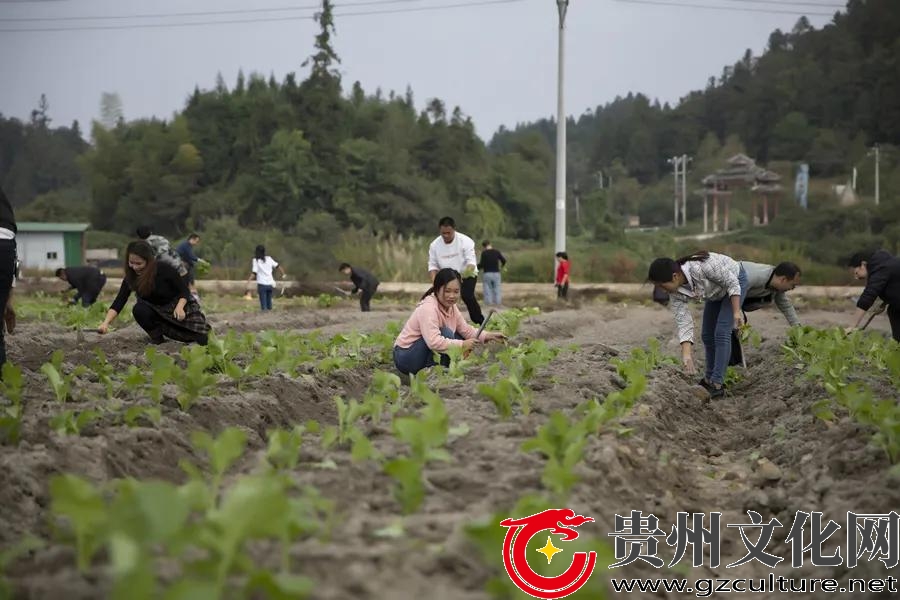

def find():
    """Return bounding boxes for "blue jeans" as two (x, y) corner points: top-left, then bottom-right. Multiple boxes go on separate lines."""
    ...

(258, 284), (274, 310)
(393, 327), (463, 375)
(701, 266), (749, 385)
(482, 272), (502, 305)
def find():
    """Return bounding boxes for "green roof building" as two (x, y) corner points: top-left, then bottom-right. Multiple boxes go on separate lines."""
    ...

(15, 222), (90, 270)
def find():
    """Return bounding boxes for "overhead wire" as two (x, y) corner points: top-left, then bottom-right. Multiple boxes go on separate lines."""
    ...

(0, 0), (433, 22)
(0, 0), (524, 33)
(671, 0), (843, 7)
(614, 0), (838, 17)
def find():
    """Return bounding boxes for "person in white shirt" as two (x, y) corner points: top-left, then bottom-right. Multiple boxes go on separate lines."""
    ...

(246, 245), (287, 311)
(649, 250), (749, 399)
(427, 216), (484, 324)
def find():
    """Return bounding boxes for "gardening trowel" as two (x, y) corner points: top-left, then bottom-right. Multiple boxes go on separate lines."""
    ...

(861, 302), (888, 331)
(475, 310), (496, 340)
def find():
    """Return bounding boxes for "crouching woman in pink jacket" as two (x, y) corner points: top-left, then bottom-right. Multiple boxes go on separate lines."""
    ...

(393, 268), (506, 375)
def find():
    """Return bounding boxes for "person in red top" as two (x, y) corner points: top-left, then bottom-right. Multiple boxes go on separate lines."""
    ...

(555, 251), (570, 299)
(393, 268), (506, 375)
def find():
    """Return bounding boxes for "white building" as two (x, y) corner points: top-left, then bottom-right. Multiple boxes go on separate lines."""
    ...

(15, 222), (90, 271)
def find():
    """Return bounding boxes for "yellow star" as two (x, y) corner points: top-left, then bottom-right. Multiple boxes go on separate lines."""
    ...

(536, 536), (563, 564)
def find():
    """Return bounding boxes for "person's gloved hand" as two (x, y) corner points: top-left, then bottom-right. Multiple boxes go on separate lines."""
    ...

(461, 266), (476, 280)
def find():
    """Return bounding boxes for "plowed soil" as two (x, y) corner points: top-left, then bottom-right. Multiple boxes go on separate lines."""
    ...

(1, 297), (897, 599)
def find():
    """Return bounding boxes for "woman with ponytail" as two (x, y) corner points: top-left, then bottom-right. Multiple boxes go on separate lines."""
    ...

(393, 268), (506, 375)
(648, 250), (749, 399)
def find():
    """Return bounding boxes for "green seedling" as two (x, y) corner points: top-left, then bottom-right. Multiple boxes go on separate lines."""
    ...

(49, 474), (108, 572)
(40, 349), (86, 402)
(184, 428), (248, 505)
(0, 362), (25, 445)
(175, 345), (218, 411)
(264, 426), (305, 472)
(384, 395), (451, 513)
(88, 348), (117, 399)
(365, 370), (402, 420)
(522, 411), (589, 498)
(477, 379), (517, 419)
(123, 405), (162, 428)
(783, 326), (900, 464)
(145, 347), (176, 403)
(322, 396), (369, 449)
(50, 409), (102, 436)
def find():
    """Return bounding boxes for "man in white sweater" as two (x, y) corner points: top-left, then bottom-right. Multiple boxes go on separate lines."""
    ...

(427, 216), (484, 324)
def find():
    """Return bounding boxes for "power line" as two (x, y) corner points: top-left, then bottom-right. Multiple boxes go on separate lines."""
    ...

(0, 0), (428, 22)
(0, 0), (523, 32)
(693, 0), (843, 6)
(614, 0), (837, 17)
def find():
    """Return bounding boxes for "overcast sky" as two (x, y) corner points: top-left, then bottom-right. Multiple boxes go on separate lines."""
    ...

(0, 0), (838, 141)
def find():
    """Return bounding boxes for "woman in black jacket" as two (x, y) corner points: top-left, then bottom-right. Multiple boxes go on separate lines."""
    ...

(848, 250), (900, 341)
(0, 186), (16, 371)
(97, 241), (211, 345)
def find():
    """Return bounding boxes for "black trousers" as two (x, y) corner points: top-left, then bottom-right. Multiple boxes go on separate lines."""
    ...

(0, 240), (16, 369)
(557, 282), (569, 299)
(132, 302), (166, 342)
(78, 274), (107, 306)
(461, 276), (484, 324)
(132, 301), (207, 345)
(888, 304), (900, 342)
(359, 286), (376, 312)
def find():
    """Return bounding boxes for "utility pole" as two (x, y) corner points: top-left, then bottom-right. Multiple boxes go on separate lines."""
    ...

(667, 155), (682, 227)
(869, 144), (880, 206)
(681, 154), (690, 227)
(554, 0), (570, 254)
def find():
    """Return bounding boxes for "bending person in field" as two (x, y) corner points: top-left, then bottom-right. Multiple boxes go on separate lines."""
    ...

(56, 265), (107, 307)
(740, 261), (802, 326)
(136, 225), (189, 280)
(97, 241), (211, 345)
(648, 250), (749, 399)
(393, 268), (506, 375)
(339, 262), (379, 312)
(846, 250), (900, 341)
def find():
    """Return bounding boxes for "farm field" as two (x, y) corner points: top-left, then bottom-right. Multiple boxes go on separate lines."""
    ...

(1, 294), (898, 600)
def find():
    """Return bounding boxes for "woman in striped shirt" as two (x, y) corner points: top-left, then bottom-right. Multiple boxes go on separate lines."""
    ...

(648, 251), (749, 399)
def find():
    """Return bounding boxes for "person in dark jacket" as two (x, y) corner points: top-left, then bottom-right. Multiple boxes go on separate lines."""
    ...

(97, 241), (211, 345)
(0, 186), (16, 372)
(339, 262), (380, 312)
(847, 250), (900, 341)
(176, 233), (201, 297)
(56, 266), (108, 307)
(478, 240), (507, 306)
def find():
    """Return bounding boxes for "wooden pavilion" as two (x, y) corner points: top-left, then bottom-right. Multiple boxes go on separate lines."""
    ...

(696, 154), (783, 232)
